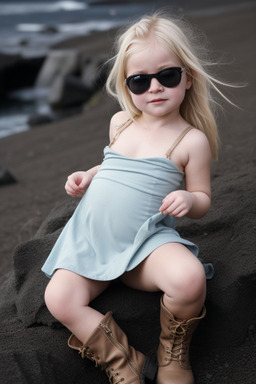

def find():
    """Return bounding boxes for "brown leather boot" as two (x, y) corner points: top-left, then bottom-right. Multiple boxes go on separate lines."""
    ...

(157, 296), (206, 384)
(68, 311), (157, 384)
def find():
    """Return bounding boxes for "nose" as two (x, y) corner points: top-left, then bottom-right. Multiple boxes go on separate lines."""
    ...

(148, 77), (163, 92)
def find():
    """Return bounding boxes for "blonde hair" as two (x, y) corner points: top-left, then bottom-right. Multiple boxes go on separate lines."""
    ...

(106, 13), (231, 160)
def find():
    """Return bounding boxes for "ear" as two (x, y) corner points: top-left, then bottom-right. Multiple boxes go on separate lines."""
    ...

(186, 73), (193, 90)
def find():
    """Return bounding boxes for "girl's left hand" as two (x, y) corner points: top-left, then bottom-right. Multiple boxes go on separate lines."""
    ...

(159, 190), (193, 217)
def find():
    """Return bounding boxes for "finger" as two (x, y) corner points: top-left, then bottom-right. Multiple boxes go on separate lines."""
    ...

(65, 176), (84, 191)
(65, 187), (77, 197)
(159, 199), (173, 212)
(160, 198), (178, 214)
(65, 183), (81, 196)
(162, 201), (184, 216)
(170, 205), (189, 217)
(161, 206), (174, 215)
(66, 189), (84, 198)
(173, 209), (188, 218)
(67, 177), (80, 190)
(65, 182), (75, 194)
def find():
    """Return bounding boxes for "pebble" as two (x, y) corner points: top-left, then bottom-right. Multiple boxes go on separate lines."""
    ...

(0, 169), (17, 186)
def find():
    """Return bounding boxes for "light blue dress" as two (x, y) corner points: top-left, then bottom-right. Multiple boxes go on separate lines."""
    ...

(42, 143), (214, 280)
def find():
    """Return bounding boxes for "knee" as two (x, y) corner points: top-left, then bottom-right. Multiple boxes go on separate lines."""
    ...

(182, 260), (206, 303)
(44, 280), (80, 324)
(166, 259), (206, 304)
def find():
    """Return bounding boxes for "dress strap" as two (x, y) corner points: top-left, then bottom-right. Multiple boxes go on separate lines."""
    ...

(109, 118), (133, 147)
(165, 126), (193, 159)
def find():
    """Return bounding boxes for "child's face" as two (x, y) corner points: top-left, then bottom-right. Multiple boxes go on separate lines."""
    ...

(125, 40), (192, 119)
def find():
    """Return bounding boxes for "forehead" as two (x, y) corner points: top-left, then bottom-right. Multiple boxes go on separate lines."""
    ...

(125, 39), (180, 74)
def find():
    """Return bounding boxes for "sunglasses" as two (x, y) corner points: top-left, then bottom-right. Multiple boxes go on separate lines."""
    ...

(125, 67), (184, 95)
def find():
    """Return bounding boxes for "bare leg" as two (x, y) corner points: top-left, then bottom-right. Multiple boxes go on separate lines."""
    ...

(46, 270), (158, 383)
(44, 269), (110, 342)
(120, 243), (206, 319)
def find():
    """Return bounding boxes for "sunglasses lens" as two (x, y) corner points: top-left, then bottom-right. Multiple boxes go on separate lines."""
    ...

(159, 68), (182, 87)
(127, 75), (150, 95)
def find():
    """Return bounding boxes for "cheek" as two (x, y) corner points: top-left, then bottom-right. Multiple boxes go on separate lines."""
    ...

(169, 87), (187, 109)
(130, 93), (144, 109)
(176, 77), (190, 102)
(179, 88), (188, 105)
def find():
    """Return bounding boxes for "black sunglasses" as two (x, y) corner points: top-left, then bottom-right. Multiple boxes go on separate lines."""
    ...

(125, 67), (184, 95)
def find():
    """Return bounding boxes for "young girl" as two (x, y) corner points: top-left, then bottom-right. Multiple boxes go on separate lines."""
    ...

(42, 13), (223, 384)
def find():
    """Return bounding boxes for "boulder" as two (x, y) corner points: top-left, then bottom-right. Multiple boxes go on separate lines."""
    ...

(36, 50), (81, 88)
(48, 74), (94, 109)
(0, 163), (255, 383)
(34, 51), (109, 111)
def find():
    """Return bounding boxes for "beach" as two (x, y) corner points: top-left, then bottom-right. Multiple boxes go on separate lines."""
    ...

(0, 2), (256, 383)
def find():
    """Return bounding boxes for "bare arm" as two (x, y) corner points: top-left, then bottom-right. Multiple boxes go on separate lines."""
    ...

(159, 130), (212, 219)
(65, 111), (128, 198)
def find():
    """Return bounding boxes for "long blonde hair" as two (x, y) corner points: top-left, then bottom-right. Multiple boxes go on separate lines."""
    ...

(106, 13), (231, 160)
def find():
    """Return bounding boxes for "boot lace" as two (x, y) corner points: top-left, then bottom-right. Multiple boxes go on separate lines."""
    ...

(78, 345), (99, 363)
(78, 346), (125, 383)
(165, 320), (190, 366)
(106, 367), (125, 383)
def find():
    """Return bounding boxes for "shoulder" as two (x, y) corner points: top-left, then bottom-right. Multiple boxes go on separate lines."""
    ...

(110, 111), (130, 128)
(109, 111), (131, 140)
(185, 127), (212, 163)
(186, 127), (211, 151)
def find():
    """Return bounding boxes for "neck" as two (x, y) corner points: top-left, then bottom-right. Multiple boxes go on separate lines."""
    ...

(136, 112), (185, 131)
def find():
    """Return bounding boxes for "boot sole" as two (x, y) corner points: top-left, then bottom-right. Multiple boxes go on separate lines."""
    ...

(142, 357), (158, 383)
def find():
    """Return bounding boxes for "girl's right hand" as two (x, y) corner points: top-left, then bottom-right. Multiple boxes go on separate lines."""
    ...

(65, 171), (93, 197)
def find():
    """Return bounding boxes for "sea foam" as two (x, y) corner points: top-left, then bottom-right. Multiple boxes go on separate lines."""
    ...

(0, 1), (87, 15)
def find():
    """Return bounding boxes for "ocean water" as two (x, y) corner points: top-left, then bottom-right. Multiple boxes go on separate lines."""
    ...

(0, 0), (254, 138)
(0, 0), (164, 56)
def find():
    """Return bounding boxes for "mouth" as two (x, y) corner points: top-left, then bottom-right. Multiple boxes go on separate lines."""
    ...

(150, 98), (166, 103)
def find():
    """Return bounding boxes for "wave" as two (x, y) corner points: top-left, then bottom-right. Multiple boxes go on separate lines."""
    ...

(0, 115), (29, 138)
(0, 87), (50, 139)
(0, 1), (87, 15)
(17, 20), (123, 34)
